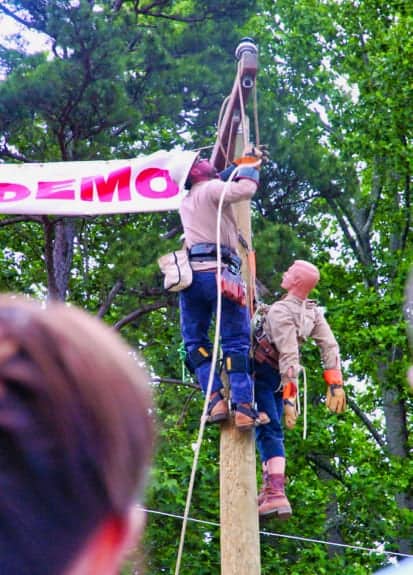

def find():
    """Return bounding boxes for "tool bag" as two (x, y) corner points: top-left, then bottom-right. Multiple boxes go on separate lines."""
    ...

(219, 267), (247, 306)
(158, 249), (193, 292)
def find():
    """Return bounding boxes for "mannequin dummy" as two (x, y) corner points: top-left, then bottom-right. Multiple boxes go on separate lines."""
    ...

(253, 260), (345, 518)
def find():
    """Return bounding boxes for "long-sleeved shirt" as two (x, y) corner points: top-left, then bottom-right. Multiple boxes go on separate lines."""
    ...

(263, 293), (341, 386)
(179, 177), (257, 271)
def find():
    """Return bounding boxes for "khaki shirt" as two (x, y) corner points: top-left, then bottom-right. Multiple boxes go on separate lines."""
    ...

(264, 293), (341, 386)
(179, 177), (257, 271)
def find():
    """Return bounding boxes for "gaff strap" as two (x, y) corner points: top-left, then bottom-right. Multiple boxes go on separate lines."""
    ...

(224, 353), (251, 373)
(187, 346), (211, 370)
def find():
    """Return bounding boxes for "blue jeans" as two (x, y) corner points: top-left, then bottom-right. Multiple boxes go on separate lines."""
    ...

(179, 271), (253, 404)
(254, 361), (285, 461)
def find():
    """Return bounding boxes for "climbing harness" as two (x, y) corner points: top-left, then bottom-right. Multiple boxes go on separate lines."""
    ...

(252, 302), (280, 371)
(252, 302), (309, 439)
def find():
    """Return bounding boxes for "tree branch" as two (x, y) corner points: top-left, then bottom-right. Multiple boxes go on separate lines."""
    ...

(0, 145), (29, 163)
(362, 162), (382, 237)
(347, 396), (386, 449)
(177, 388), (200, 426)
(97, 279), (124, 318)
(306, 452), (346, 484)
(114, 301), (168, 330)
(0, 215), (43, 226)
(152, 376), (200, 391)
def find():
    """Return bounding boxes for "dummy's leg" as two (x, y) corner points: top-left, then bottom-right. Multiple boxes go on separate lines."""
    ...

(179, 272), (228, 423)
(220, 297), (259, 430)
(254, 362), (292, 519)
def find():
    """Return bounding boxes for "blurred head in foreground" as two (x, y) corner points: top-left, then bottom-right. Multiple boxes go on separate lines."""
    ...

(0, 295), (154, 575)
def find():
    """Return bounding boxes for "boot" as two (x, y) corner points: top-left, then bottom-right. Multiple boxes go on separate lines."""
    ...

(206, 391), (229, 424)
(258, 473), (292, 519)
(257, 471), (268, 506)
(234, 403), (260, 431)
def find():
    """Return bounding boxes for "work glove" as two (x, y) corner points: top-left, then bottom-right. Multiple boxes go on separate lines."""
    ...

(243, 143), (269, 162)
(251, 144), (269, 163)
(283, 398), (298, 429)
(282, 381), (298, 429)
(234, 144), (267, 168)
(323, 369), (346, 413)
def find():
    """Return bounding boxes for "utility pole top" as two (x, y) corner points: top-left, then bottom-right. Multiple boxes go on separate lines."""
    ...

(210, 38), (259, 171)
(235, 37), (257, 58)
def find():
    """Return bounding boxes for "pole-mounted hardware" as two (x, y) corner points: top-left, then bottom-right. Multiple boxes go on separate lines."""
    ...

(210, 37), (259, 171)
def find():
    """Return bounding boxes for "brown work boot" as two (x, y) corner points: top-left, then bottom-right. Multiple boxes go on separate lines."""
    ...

(257, 471), (269, 506)
(234, 403), (260, 431)
(258, 473), (292, 520)
(206, 391), (229, 424)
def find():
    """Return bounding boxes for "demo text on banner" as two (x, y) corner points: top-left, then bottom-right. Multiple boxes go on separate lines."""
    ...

(0, 150), (198, 216)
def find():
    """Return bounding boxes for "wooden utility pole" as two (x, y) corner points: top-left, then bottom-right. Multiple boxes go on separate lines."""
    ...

(210, 38), (261, 575)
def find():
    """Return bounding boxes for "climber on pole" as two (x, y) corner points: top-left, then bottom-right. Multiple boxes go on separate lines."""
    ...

(178, 148), (263, 431)
(252, 260), (346, 518)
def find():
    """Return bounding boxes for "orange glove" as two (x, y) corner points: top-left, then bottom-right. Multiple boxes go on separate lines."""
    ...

(323, 369), (346, 413)
(234, 155), (262, 167)
(283, 381), (298, 429)
(234, 145), (266, 167)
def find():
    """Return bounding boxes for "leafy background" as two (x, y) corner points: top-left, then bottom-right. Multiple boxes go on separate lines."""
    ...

(0, 1), (412, 573)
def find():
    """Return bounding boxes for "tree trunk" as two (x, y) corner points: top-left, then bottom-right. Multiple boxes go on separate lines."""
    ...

(378, 359), (413, 554)
(43, 217), (76, 301)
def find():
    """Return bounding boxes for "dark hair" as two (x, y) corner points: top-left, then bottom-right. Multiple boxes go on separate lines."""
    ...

(0, 295), (154, 575)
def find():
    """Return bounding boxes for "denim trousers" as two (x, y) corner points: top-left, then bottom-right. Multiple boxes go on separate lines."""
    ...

(254, 361), (285, 461)
(179, 271), (253, 404)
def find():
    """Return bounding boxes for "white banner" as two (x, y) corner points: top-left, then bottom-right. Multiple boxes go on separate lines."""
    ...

(0, 150), (198, 215)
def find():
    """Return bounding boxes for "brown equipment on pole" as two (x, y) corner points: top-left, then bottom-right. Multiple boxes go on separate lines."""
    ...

(210, 38), (261, 575)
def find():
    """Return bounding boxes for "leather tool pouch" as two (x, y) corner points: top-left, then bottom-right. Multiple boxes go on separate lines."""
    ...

(158, 249), (193, 292)
(219, 267), (247, 306)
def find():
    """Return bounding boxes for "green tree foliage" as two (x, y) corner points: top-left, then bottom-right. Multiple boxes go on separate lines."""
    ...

(250, 1), (413, 572)
(0, 1), (412, 574)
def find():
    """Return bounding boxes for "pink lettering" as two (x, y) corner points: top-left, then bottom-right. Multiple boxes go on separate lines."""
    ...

(37, 180), (76, 200)
(80, 167), (131, 202)
(0, 183), (31, 202)
(135, 168), (178, 199)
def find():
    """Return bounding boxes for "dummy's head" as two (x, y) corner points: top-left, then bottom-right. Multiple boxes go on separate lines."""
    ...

(281, 260), (320, 299)
(0, 295), (154, 575)
(186, 158), (217, 187)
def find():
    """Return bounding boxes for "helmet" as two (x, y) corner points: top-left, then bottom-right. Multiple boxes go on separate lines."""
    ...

(187, 159), (217, 186)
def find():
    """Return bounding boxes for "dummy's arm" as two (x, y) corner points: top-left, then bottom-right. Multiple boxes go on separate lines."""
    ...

(312, 308), (346, 413)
